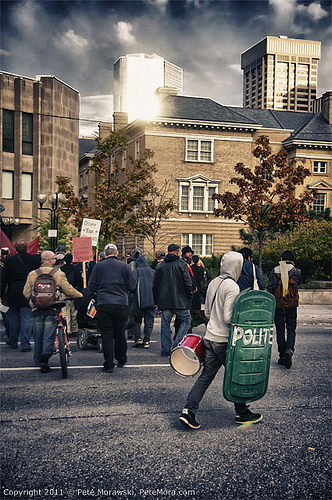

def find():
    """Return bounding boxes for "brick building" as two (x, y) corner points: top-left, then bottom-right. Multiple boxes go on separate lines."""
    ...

(0, 71), (79, 242)
(113, 90), (331, 257)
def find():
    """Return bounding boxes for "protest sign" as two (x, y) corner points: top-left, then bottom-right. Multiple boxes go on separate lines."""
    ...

(81, 218), (102, 247)
(72, 237), (93, 263)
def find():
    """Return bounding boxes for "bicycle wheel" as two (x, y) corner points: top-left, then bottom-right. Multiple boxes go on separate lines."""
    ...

(58, 327), (68, 379)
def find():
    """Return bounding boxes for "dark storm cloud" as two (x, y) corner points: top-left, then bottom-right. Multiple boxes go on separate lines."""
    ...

(1, 0), (331, 135)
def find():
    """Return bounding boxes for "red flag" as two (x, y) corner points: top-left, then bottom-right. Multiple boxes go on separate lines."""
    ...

(0, 230), (16, 254)
(27, 236), (39, 255)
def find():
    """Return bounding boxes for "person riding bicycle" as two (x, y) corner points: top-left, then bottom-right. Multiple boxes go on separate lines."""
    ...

(23, 251), (83, 373)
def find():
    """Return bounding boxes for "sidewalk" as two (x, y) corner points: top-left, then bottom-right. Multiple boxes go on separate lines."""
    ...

(297, 304), (332, 325)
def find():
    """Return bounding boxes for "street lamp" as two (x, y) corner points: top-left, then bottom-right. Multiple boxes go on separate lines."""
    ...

(37, 192), (65, 252)
(0, 211), (20, 241)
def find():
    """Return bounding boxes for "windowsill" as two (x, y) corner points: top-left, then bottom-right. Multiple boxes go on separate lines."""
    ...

(179, 211), (215, 215)
(184, 160), (214, 164)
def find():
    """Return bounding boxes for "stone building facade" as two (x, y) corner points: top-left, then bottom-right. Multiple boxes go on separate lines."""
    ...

(0, 71), (79, 242)
(112, 91), (331, 257)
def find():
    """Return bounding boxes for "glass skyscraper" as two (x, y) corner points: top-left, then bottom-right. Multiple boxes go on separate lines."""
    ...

(241, 35), (321, 112)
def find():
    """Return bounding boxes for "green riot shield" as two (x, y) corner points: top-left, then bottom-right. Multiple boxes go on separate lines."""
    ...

(223, 289), (276, 403)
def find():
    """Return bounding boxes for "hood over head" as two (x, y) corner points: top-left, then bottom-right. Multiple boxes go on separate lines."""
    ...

(135, 255), (149, 268)
(219, 251), (243, 282)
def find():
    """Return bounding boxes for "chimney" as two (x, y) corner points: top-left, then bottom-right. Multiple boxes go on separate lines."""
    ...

(98, 122), (113, 140)
(322, 91), (332, 124)
(113, 112), (129, 131)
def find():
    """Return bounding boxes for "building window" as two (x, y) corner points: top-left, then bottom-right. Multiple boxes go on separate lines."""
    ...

(181, 233), (214, 256)
(193, 186), (204, 211)
(22, 113), (33, 155)
(2, 171), (14, 199)
(313, 161), (327, 174)
(312, 193), (326, 213)
(135, 140), (140, 159)
(186, 139), (213, 162)
(22, 173), (33, 201)
(180, 185), (189, 211)
(179, 177), (218, 213)
(3, 109), (14, 153)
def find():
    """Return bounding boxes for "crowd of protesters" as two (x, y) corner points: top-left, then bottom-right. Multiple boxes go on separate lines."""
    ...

(1, 240), (300, 377)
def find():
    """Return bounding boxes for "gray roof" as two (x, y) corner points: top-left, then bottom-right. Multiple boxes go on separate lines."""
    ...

(79, 138), (96, 157)
(159, 95), (331, 145)
(287, 112), (332, 143)
(160, 95), (258, 125)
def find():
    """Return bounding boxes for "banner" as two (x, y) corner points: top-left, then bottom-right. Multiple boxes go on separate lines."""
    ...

(0, 231), (39, 255)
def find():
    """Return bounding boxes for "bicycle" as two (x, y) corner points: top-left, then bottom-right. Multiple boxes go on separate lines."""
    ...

(53, 300), (71, 378)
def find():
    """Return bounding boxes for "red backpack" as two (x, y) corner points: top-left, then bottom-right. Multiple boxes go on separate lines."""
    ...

(274, 271), (299, 310)
(32, 268), (58, 308)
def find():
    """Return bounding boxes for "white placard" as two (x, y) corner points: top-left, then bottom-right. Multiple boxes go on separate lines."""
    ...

(48, 229), (57, 237)
(80, 218), (102, 247)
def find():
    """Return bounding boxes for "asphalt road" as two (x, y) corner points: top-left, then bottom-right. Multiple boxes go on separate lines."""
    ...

(1, 321), (331, 500)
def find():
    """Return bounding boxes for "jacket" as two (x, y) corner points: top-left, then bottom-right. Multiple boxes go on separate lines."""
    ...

(153, 253), (193, 310)
(88, 256), (136, 306)
(1, 252), (40, 307)
(204, 251), (243, 343)
(133, 256), (155, 309)
(267, 262), (302, 298)
(237, 259), (265, 292)
(23, 263), (82, 309)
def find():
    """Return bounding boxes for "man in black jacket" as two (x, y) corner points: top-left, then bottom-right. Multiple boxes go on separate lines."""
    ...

(88, 243), (136, 373)
(0, 240), (40, 350)
(153, 243), (193, 357)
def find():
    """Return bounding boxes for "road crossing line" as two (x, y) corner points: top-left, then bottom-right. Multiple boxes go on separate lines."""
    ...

(0, 363), (170, 372)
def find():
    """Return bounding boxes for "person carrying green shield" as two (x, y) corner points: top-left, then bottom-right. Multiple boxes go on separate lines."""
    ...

(179, 251), (262, 429)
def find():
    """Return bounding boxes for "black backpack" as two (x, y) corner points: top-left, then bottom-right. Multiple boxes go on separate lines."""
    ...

(32, 268), (58, 308)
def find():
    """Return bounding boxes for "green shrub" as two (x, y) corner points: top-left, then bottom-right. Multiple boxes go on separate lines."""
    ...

(261, 220), (332, 283)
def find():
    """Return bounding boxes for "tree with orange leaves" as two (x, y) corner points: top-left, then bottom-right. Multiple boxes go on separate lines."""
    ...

(214, 135), (316, 267)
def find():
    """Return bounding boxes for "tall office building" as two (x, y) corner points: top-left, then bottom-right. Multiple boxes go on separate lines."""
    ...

(113, 53), (183, 122)
(241, 35), (321, 112)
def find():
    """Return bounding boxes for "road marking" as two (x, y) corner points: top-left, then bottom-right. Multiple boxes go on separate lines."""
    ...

(0, 363), (170, 372)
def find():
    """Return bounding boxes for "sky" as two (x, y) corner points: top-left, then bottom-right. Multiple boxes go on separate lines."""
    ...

(1, 0), (331, 136)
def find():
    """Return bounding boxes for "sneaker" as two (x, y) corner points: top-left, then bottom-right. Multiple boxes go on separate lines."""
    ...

(40, 363), (51, 373)
(102, 367), (114, 373)
(179, 409), (201, 429)
(143, 341), (150, 349)
(235, 408), (262, 425)
(132, 338), (143, 348)
(117, 363), (126, 368)
(284, 349), (293, 369)
(278, 356), (285, 365)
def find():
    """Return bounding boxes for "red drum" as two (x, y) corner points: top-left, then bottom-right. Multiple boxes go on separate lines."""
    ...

(170, 334), (205, 376)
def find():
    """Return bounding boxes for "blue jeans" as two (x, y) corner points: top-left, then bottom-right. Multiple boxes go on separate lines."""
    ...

(185, 340), (247, 415)
(132, 307), (155, 341)
(32, 309), (58, 365)
(275, 307), (297, 355)
(161, 309), (191, 356)
(6, 307), (32, 349)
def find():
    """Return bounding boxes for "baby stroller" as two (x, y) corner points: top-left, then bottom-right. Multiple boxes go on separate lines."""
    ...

(75, 288), (102, 352)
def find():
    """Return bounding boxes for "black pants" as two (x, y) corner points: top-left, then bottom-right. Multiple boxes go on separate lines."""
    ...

(275, 307), (297, 356)
(97, 304), (128, 369)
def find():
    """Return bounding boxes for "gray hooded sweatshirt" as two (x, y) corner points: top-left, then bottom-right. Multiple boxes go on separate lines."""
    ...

(204, 251), (243, 343)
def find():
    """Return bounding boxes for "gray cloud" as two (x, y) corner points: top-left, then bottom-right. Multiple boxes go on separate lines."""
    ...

(1, 0), (331, 136)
